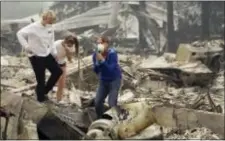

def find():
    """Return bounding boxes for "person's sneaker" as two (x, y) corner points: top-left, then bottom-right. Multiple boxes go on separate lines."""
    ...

(38, 96), (49, 103)
(52, 86), (58, 93)
(50, 99), (58, 105)
(58, 100), (68, 105)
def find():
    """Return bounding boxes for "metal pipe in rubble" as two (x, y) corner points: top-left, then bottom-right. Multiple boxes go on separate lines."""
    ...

(84, 118), (117, 140)
(86, 129), (111, 140)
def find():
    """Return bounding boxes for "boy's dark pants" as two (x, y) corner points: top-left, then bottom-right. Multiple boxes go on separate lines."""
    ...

(95, 78), (121, 118)
(29, 54), (63, 102)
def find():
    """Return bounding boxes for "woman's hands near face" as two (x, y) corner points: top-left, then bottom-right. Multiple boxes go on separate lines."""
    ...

(96, 53), (104, 61)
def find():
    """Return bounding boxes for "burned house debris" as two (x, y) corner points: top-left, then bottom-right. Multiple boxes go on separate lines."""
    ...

(1, 1), (224, 140)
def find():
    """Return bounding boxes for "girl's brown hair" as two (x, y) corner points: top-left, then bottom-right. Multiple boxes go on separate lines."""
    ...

(64, 35), (79, 55)
(64, 35), (79, 62)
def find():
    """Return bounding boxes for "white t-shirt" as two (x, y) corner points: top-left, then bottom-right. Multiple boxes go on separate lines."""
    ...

(16, 21), (54, 57)
(52, 40), (75, 64)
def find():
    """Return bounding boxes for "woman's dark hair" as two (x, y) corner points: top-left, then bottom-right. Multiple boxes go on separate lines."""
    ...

(99, 36), (109, 43)
(64, 35), (79, 55)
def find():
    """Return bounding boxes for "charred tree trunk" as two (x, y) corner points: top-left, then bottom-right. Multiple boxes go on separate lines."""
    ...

(166, 1), (175, 53)
(138, 2), (148, 49)
(201, 2), (210, 40)
(129, 2), (148, 50)
(140, 1), (146, 10)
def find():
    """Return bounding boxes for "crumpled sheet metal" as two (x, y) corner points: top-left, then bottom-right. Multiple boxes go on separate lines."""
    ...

(139, 55), (212, 74)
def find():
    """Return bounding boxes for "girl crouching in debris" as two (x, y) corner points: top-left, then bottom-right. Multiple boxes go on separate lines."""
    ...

(92, 36), (123, 119)
(51, 35), (79, 104)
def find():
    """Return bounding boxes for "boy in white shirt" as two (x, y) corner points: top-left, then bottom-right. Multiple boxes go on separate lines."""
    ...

(51, 35), (79, 103)
(16, 10), (63, 103)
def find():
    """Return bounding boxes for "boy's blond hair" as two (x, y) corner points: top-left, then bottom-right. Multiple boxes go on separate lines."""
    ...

(41, 10), (56, 21)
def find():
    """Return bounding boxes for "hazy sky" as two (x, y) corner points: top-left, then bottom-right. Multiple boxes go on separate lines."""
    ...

(1, 1), (54, 20)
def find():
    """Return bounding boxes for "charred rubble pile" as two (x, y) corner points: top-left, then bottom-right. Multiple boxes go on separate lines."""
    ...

(1, 39), (224, 140)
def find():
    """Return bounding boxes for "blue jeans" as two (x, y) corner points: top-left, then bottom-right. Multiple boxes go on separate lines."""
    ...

(95, 78), (121, 118)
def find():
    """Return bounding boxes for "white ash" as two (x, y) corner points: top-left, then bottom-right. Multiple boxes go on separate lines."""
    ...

(1, 45), (224, 140)
(163, 127), (221, 140)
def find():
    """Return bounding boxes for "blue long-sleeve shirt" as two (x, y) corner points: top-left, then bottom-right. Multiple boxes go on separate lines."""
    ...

(92, 47), (122, 81)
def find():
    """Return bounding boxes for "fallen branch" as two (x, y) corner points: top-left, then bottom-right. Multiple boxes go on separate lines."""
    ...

(188, 94), (206, 109)
(207, 91), (222, 113)
(190, 99), (205, 109)
(11, 83), (36, 93)
(121, 67), (135, 78)
(1, 65), (29, 69)
(1, 83), (17, 88)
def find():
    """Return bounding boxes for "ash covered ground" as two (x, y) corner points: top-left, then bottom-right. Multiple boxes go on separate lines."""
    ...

(1, 49), (224, 139)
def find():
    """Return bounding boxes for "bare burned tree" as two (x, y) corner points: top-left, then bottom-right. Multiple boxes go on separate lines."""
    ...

(201, 2), (211, 40)
(128, 2), (148, 51)
(137, 2), (148, 50)
(167, 1), (176, 53)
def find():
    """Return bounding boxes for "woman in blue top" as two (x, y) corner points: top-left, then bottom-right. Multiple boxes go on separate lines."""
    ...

(92, 36), (122, 119)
